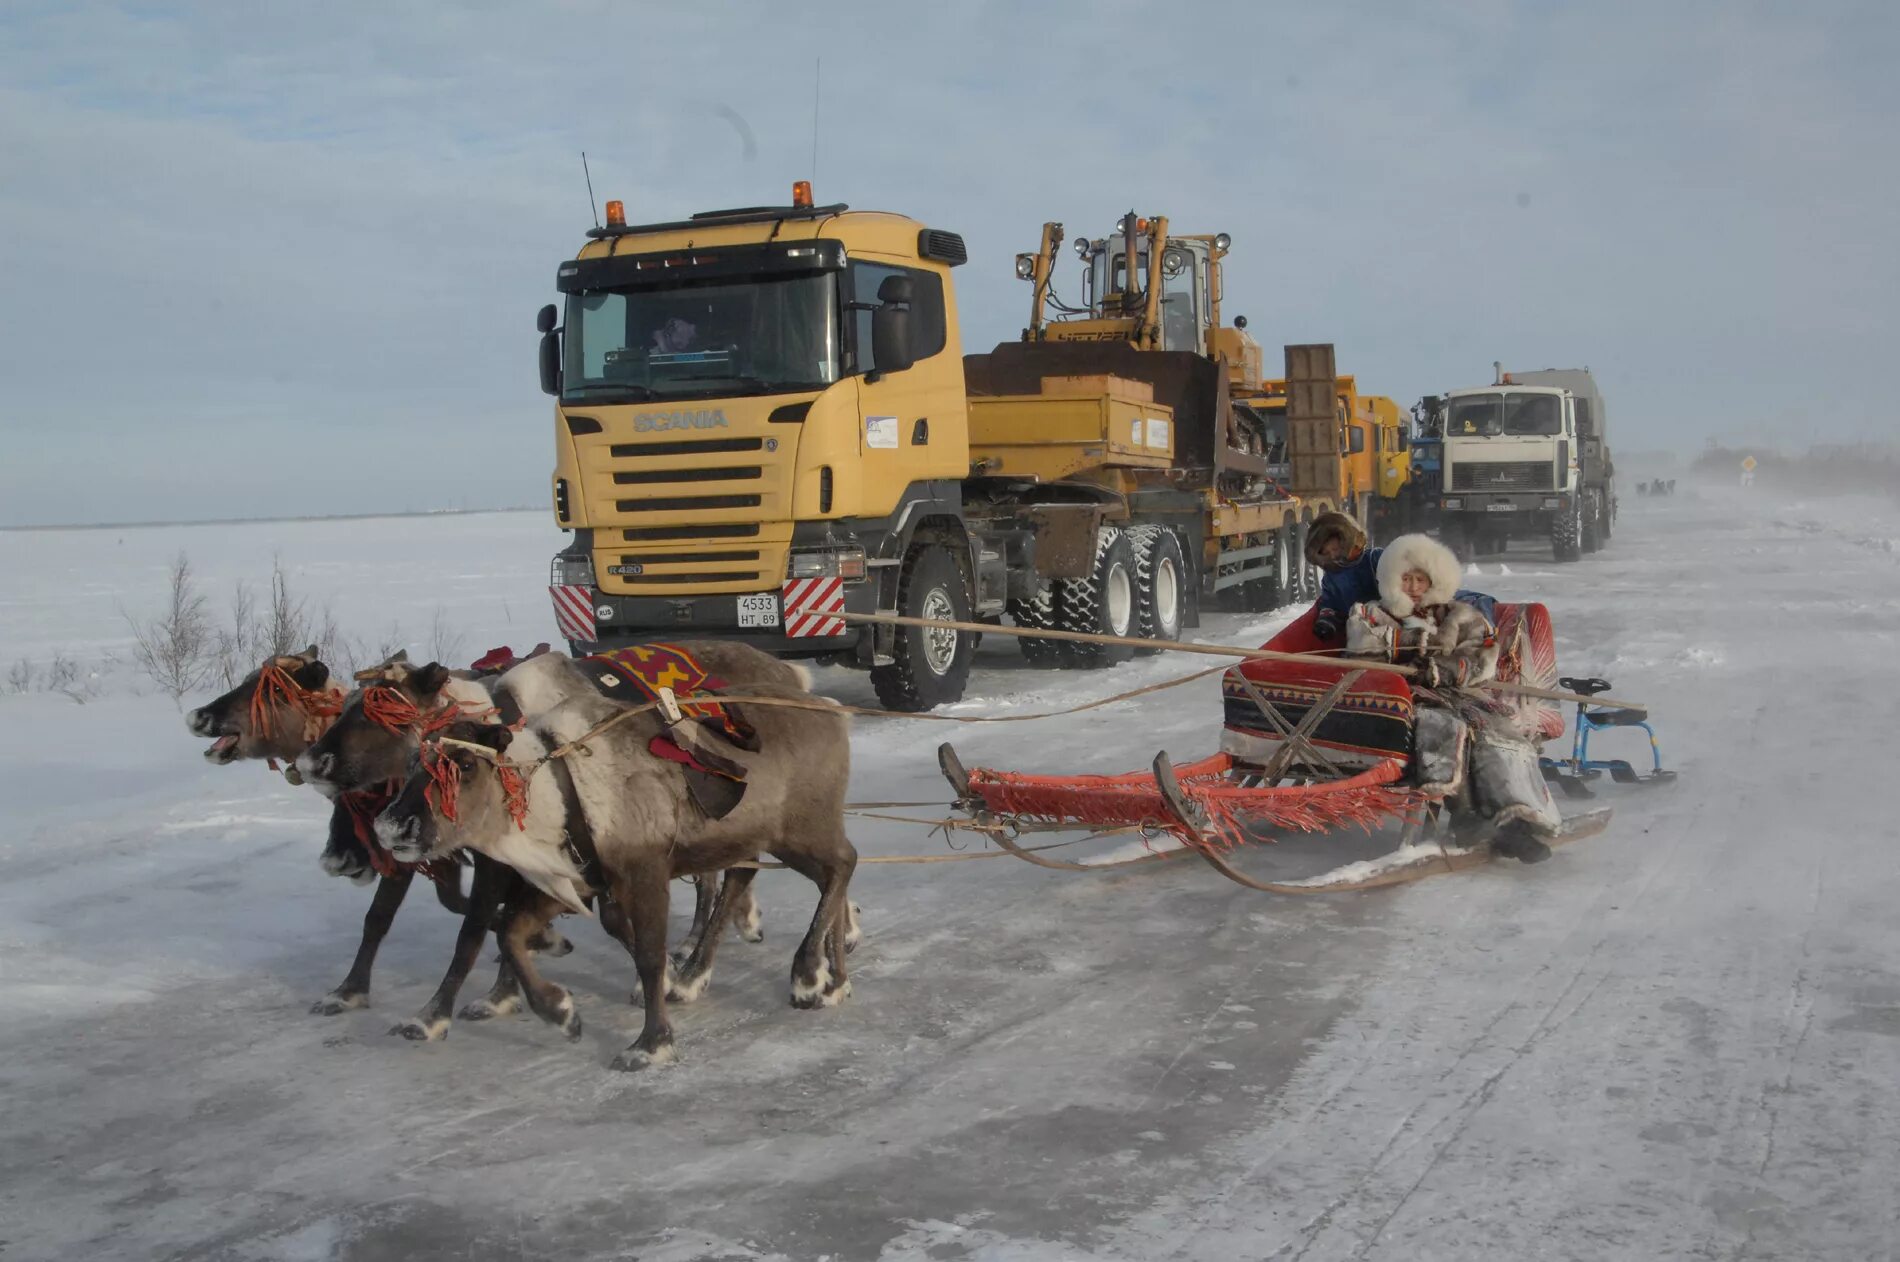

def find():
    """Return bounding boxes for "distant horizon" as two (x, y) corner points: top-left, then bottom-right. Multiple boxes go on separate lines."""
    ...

(0, 503), (544, 534)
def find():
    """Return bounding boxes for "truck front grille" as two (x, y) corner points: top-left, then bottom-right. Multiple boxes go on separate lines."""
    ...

(1451, 461), (1553, 492)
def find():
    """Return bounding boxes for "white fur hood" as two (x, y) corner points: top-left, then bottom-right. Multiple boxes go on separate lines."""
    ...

(1376, 533), (1463, 617)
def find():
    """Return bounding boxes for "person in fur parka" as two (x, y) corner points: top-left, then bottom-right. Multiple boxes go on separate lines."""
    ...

(1344, 532), (1561, 863)
(1344, 533), (1499, 690)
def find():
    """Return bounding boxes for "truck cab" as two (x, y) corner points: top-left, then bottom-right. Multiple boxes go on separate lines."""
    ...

(1435, 384), (1587, 560)
(542, 193), (983, 709)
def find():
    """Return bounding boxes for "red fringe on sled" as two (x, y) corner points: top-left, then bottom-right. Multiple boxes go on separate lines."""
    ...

(967, 754), (1424, 852)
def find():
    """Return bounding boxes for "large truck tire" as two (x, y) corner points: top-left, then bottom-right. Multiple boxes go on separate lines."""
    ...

(1292, 519), (1317, 602)
(871, 544), (974, 711)
(1601, 493), (1614, 542)
(1126, 526), (1185, 652)
(1581, 490), (1602, 553)
(1056, 528), (1137, 669)
(1550, 500), (1584, 563)
(1008, 585), (1066, 668)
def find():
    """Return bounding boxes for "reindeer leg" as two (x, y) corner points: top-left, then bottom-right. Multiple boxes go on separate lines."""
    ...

(312, 870), (414, 1014)
(671, 875), (716, 970)
(668, 866), (755, 1004)
(606, 861), (677, 1071)
(727, 869), (764, 944)
(390, 858), (509, 1041)
(775, 838), (858, 1009)
(495, 890), (582, 1042)
(462, 863), (530, 1021)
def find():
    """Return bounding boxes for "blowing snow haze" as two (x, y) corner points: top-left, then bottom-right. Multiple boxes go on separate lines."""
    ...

(1, 2), (1896, 527)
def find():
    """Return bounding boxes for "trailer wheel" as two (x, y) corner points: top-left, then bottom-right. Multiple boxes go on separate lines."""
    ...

(871, 545), (974, 711)
(1007, 585), (1066, 668)
(1550, 500), (1584, 563)
(1056, 529), (1137, 669)
(1292, 519), (1317, 601)
(1126, 526), (1184, 652)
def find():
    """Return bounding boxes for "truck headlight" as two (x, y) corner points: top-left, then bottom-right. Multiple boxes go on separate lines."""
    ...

(550, 554), (596, 587)
(788, 547), (868, 582)
(1442, 497), (1464, 510)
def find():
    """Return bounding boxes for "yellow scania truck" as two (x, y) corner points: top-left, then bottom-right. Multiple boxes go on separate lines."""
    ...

(540, 187), (1367, 709)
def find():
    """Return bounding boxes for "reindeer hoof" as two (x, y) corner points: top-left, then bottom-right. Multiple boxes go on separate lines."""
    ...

(311, 990), (368, 1015)
(844, 901), (863, 954)
(553, 994), (584, 1041)
(737, 903), (765, 944)
(389, 1016), (449, 1042)
(666, 969), (712, 1004)
(791, 963), (847, 1009)
(609, 1041), (677, 1072)
(457, 995), (521, 1022)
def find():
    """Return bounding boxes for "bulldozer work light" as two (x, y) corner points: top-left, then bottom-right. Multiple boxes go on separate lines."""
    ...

(1015, 254), (1035, 280)
(792, 180), (813, 208)
(605, 200), (626, 227)
(1214, 232), (1232, 251)
(1074, 238), (1092, 259)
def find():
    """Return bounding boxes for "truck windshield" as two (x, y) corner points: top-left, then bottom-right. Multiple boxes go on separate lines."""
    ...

(1446, 392), (1563, 437)
(562, 274), (840, 403)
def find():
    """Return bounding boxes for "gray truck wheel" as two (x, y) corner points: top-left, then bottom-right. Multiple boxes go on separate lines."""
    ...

(1057, 529), (1137, 669)
(1126, 526), (1184, 652)
(871, 545), (974, 711)
(1581, 491), (1602, 553)
(1550, 501), (1584, 563)
(1007, 585), (1066, 668)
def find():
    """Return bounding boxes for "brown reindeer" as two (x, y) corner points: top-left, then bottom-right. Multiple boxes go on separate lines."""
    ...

(375, 653), (857, 1070)
(292, 643), (806, 1040)
(184, 648), (549, 1021)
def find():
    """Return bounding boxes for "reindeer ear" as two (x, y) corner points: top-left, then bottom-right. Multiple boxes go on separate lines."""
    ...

(300, 644), (320, 661)
(293, 660), (331, 690)
(470, 725), (516, 754)
(410, 662), (451, 698)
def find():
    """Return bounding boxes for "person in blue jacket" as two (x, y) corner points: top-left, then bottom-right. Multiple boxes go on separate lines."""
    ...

(1305, 512), (1495, 641)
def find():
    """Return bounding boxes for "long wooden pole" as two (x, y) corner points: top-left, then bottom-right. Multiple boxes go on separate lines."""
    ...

(830, 610), (1647, 712)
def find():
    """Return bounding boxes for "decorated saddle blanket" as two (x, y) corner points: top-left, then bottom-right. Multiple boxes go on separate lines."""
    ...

(578, 643), (756, 819)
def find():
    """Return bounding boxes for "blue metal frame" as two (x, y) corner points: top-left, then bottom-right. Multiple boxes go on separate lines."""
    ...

(1541, 695), (1669, 783)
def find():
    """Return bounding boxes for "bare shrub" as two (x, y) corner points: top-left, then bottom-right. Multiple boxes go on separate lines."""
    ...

(262, 559), (309, 656)
(213, 580), (263, 688)
(6, 659), (32, 694)
(45, 652), (99, 704)
(429, 606), (465, 669)
(125, 552), (213, 704)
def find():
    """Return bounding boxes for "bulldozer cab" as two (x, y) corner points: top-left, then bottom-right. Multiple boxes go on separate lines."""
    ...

(1084, 234), (1212, 355)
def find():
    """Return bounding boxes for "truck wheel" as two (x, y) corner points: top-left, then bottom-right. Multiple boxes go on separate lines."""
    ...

(1126, 526), (1184, 652)
(1550, 501), (1583, 563)
(1056, 529), (1137, 669)
(1581, 491), (1602, 553)
(871, 545), (974, 711)
(1601, 496), (1614, 542)
(1292, 520), (1316, 601)
(1007, 585), (1066, 668)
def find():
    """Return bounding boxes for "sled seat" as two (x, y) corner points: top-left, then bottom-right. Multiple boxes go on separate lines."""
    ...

(1219, 598), (1565, 768)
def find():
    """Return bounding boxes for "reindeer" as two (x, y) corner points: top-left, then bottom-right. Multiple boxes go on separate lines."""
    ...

(374, 652), (858, 1070)
(293, 643), (806, 1040)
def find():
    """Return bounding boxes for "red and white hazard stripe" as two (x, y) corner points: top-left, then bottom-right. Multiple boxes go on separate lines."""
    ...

(781, 576), (847, 637)
(549, 584), (597, 643)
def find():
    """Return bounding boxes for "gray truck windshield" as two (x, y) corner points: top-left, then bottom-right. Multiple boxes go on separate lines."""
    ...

(1446, 392), (1563, 437)
(562, 274), (841, 403)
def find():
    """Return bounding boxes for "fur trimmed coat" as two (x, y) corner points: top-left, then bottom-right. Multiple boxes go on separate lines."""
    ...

(1344, 533), (1500, 689)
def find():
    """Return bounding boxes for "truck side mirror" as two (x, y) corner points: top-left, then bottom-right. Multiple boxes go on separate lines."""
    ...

(538, 330), (561, 396)
(870, 275), (915, 377)
(1350, 426), (1366, 454)
(536, 303), (558, 334)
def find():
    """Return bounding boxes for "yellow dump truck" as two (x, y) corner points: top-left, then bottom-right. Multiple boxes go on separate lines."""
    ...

(540, 190), (1357, 709)
(1242, 371), (1412, 532)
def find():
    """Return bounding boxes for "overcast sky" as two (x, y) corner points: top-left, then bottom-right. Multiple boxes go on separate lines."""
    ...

(2, 1), (1896, 527)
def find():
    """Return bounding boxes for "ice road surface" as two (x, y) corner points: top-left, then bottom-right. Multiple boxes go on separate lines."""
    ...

(2, 489), (1897, 1261)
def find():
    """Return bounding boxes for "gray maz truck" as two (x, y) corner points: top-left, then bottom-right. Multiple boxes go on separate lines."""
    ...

(1422, 366), (1615, 562)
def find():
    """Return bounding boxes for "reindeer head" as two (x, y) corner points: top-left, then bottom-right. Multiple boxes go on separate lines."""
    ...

(376, 721), (524, 866)
(185, 647), (339, 766)
(295, 657), (465, 798)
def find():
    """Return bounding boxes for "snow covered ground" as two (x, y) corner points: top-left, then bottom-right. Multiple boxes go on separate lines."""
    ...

(4, 487), (1898, 1260)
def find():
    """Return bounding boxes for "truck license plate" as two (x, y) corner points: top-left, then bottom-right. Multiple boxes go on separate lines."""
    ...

(1485, 503), (1517, 511)
(736, 593), (780, 628)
